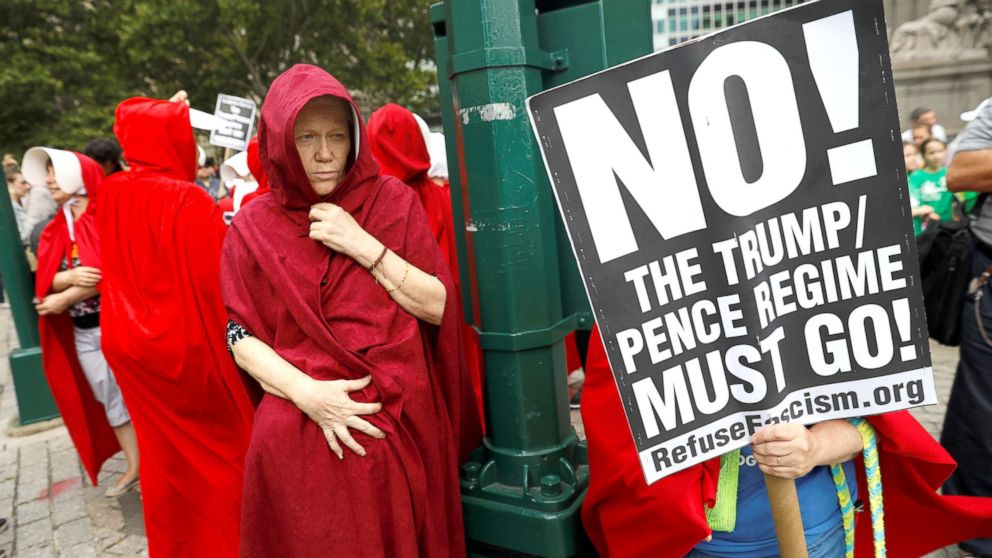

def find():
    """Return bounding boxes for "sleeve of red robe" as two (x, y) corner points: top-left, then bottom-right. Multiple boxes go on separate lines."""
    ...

(853, 411), (992, 557)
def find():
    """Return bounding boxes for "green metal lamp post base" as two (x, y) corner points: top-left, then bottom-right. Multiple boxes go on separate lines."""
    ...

(461, 434), (589, 557)
(9, 347), (59, 425)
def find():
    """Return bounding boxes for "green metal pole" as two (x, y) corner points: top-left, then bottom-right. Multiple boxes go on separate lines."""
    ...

(439, 2), (588, 556)
(0, 190), (59, 425)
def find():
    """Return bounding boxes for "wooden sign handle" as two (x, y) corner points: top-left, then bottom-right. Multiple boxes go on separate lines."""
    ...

(764, 473), (808, 558)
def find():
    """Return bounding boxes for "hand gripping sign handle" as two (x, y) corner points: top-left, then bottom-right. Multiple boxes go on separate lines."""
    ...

(764, 473), (808, 558)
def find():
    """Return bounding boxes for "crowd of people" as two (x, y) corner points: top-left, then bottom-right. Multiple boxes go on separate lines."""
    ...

(2, 65), (992, 558)
(1, 65), (482, 557)
(904, 105), (983, 233)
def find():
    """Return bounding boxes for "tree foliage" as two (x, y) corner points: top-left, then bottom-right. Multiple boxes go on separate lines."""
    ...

(0, 0), (438, 157)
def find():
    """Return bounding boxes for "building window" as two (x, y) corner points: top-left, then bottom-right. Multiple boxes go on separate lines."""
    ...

(653, 0), (807, 51)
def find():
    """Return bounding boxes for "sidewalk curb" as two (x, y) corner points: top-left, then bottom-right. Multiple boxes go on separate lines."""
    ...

(5, 415), (63, 438)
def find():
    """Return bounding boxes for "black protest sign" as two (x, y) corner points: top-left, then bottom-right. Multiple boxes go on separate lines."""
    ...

(527, 0), (936, 484)
(209, 94), (258, 151)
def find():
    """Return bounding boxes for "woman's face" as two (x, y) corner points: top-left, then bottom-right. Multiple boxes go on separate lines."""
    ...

(903, 144), (919, 172)
(9, 173), (30, 197)
(923, 141), (947, 170)
(294, 97), (352, 196)
(46, 163), (70, 205)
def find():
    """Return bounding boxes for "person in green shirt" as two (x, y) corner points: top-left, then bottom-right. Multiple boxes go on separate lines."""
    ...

(908, 137), (951, 235)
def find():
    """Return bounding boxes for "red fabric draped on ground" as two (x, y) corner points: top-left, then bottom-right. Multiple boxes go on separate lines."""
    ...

(367, 103), (485, 427)
(97, 98), (254, 557)
(221, 65), (480, 558)
(581, 324), (992, 557)
(35, 153), (119, 485)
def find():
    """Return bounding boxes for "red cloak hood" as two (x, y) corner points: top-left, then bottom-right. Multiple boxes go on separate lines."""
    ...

(221, 64), (480, 556)
(35, 151), (118, 486)
(255, 64), (376, 211)
(581, 325), (992, 557)
(114, 97), (197, 182)
(367, 103), (431, 183)
(98, 96), (254, 557)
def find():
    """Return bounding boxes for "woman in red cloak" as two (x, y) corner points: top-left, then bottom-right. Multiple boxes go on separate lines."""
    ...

(221, 64), (480, 557)
(97, 97), (255, 557)
(27, 147), (139, 497)
(580, 325), (992, 557)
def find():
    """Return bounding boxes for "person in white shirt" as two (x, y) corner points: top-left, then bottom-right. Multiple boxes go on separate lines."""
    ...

(6, 172), (30, 244)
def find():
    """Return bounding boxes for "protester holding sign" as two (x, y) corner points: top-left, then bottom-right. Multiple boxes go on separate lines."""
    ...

(944, 97), (992, 558)
(581, 324), (992, 557)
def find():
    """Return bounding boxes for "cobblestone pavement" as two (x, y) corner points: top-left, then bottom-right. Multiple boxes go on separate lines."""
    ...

(0, 307), (147, 557)
(0, 305), (973, 557)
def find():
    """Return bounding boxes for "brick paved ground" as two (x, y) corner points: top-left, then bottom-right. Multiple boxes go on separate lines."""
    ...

(0, 307), (147, 557)
(0, 304), (973, 557)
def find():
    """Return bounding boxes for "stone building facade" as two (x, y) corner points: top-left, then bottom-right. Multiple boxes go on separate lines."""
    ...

(885, 0), (992, 135)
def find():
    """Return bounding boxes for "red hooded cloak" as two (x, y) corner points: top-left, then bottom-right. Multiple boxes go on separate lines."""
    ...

(220, 64), (481, 557)
(581, 325), (992, 557)
(35, 152), (120, 485)
(366, 103), (486, 427)
(97, 98), (255, 557)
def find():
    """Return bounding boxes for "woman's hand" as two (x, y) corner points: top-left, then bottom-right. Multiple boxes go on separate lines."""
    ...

(168, 90), (190, 105)
(752, 420), (862, 479)
(35, 293), (71, 316)
(69, 266), (102, 288)
(291, 374), (386, 459)
(751, 423), (820, 479)
(308, 203), (377, 261)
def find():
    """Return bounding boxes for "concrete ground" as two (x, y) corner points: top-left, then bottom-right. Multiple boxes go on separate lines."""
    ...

(0, 304), (974, 557)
